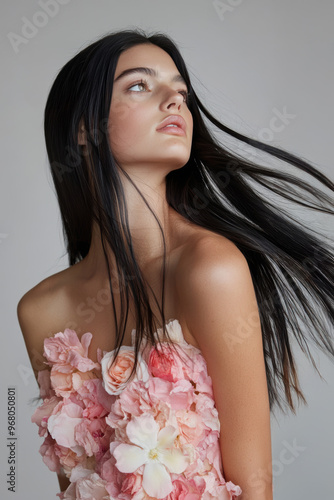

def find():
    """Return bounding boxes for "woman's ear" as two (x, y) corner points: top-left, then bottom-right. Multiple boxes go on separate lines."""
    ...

(78, 118), (87, 145)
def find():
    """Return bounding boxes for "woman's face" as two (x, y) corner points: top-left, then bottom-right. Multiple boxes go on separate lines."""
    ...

(108, 43), (193, 176)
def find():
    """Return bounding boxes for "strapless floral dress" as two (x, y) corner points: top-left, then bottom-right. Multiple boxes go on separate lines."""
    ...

(31, 318), (242, 499)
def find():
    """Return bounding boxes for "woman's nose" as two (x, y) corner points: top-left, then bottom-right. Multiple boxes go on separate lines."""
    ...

(160, 88), (184, 111)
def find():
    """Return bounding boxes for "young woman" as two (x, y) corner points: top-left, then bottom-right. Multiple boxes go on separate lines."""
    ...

(17, 29), (334, 500)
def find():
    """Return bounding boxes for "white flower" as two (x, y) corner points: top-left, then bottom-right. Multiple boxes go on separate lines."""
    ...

(130, 318), (184, 347)
(113, 414), (188, 498)
(154, 318), (183, 343)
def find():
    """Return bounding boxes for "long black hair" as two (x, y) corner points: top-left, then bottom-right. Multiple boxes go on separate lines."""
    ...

(44, 28), (334, 416)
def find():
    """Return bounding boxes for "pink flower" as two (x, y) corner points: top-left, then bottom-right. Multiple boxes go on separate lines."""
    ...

(99, 448), (126, 497)
(202, 477), (243, 499)
(225, 480), (243, 498)
(201, 433), (224, 482)
(149, 378), (195, 410)
(148, 344), (185, 382)
(77, 379), (116, 418)
(182, 352), (213, 391)
(195, 393), (220, 433)
(114, 378), (153, 416)
(75, 418), (113, 458)
(47, 399), (83, 452)
(39, 434), (92, 479)
(167, 474), (206, 499)
(39, 434), (61, 473)
(176, 409), (206, 447)
(55, 446), (93, 478)
(31, 396), (62, 436)
(121, 472), (143, 495)
(50, 370), (97, 398)
(105, 379), (155, 443)
(101, 346), (149, 396)
(61, 468), (110, 500)
(75, 472), (110, 499)
(44, 329), (99, 373)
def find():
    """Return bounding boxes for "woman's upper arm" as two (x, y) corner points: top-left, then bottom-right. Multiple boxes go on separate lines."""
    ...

(17, 289), (47, 379)
(178, 238), (273, 500)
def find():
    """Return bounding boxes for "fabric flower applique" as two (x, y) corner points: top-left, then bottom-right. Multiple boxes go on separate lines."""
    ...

(31, 319), (242, 499)
(113, 414), (189, 498)
(43, 329), (101, 399)
(43, 329), (100, 373)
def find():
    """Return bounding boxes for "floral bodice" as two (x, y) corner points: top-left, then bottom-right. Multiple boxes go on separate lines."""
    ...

(31, 318), (242, 499)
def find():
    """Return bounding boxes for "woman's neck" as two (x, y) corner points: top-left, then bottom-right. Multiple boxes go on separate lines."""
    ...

(80, 174), (187, 283)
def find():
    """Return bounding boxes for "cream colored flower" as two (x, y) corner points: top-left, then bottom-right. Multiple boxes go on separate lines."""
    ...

(113, 414), (188, 499)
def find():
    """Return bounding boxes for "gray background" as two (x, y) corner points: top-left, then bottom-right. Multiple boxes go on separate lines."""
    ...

(1, 0), (333, 499)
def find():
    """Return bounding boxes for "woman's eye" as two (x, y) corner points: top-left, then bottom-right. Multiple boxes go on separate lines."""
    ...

(179, 90), (189, 102)
(128, 81), (147, 92)
(127, 81), (189, 103)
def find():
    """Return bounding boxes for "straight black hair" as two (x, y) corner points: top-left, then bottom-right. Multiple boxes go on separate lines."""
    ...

(44, 28), (334, 416)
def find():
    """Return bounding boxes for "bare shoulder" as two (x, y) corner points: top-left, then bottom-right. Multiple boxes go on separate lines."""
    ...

(177, 231), (250, 292)
(176, 230), (258, 349)
(17, 269), (70, 329)
(16, 269), (72, 378)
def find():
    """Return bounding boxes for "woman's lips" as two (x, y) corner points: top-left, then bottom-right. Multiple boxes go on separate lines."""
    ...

(156, 115), (187, 136)
(156, 125), (186, 136)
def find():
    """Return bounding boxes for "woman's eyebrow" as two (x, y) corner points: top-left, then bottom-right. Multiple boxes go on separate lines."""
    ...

(114, 66), (187, 86)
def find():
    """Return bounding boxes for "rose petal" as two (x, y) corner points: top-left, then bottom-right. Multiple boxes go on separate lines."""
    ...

(79, 332), (93, 355)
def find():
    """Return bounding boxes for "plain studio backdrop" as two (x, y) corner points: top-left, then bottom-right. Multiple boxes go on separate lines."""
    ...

(1, 1), (333, 499)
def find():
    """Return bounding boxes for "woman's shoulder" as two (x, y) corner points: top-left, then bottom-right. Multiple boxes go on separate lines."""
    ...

(178, 227), (247, 279)
(175, 227), (249, 320)
(17, 267), (72, 323)
(17, 268), (75, 376)
(175, 227), (252, 328)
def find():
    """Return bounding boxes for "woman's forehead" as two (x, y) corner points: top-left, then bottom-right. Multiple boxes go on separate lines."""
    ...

(114, 44), (181, 81)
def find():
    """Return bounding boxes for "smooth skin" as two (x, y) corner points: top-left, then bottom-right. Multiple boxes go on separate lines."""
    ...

(17, 43), (273, 499)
